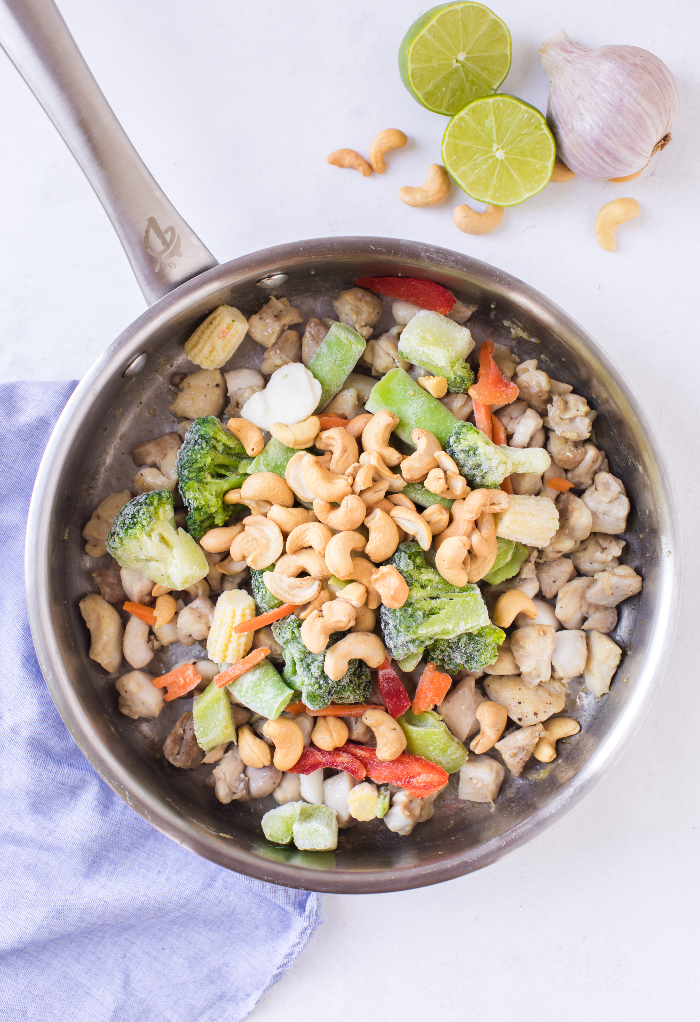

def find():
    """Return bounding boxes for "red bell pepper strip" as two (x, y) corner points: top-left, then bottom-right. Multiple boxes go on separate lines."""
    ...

(354, 276), (455, 315)
(491, 413), (507, 446)
(341, 743), (449, 798)
(500, 477), (514, 495)
(214, 647), (270, 687)
(153, 663), (202, 701)
(376, 659), (411, 718)
(123, 601), (157, 626)
(317, 415), (350, 430)
(288, 747), (366, 780)
(412, 662), (452, 714)
(469, 340), (519, 406)
(472, 398), (493, 440)
(546, 477), (574, 492)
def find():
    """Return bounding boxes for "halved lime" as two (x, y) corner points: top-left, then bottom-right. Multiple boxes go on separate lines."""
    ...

(441, 94), (556, 205)
(399, 2), (511, 116)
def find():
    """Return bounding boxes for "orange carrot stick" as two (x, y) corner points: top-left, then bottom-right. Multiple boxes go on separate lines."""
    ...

(214, 648), (270, 687)
(153, 663), (202, 701)
(317, 415), (350, 430)
(546, 477), (574, 492)
(412, 662), (452, 715)
(473, 398), (493, 440)
(491, 414), (507, 446)
(233, 603), (297, 633)
(123, 601), (157, 626)
(500, 477), (514, 495)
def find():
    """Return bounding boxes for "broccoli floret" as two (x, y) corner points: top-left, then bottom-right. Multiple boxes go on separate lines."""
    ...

(272, 615), (371, 710)
(106, 489), (209, 589)
(251, 567), (283, 613)
(398, 310), (475, 393)
(176, 416), (252, 538)
(446, 422), (551, 489)
(427, 624), (505, 674)
(379, 542), (490, 661)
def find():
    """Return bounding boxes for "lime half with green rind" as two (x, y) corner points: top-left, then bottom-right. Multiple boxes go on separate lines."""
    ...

(399, 2), (511, 116)
(441, 94), (556, 206)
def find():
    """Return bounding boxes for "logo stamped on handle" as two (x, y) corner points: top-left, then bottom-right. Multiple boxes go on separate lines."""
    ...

(144, 216), (182, 272)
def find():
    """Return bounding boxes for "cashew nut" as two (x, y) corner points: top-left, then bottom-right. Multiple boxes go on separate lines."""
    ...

(286, 521), (333, 556)
(352, 604), (377, 632)
(401, 429), (442, 483)
(470, 701), (508, 754)
(345, 557), (382, 609)
(369, 128), (407, 173)
(550, 157), (576, 182)
(493, 590), (538, 628)
(300, 599), (357, 653)
(361, 411), (402, 467)
(336, 582), (367, 608)
(417, 375), (448, 399)
(533, 716), (580, 762)
(327, 148), (372, 176)
(388, 492), (416, 511)
(312, 495), (366, 532)
(362, 708), (407, 761)
(359, 479), (391, 508)
(594, 197), (640, 252)
(325, 531), (367, 579)
(361, 451), (406, 492)
(434, 489), (508, 550)
(424, 466), (468, 499)
(216, 554), (248, 576)
(324, 632), (388, 682)
(370, 565), (409, 609)
(453, 203), (504, 235)
(264, 572), (321, 605)
(422, 504), (450, 535)
(609, 168), (644, 183)
(238, 724), (272, 768)
(229, 515), (283, 569)
(267, 505), (316, 535)
(398, 163), (450, 207)
(389, 505), (433, 550)
(346, 412), (373, 438)
(269, 416), (321, 449)
(295, 586), (331, 621)
(223, 489), (270, 514)
(311, 715), (350, 751)
(435, 535), (470, 587)
(200, 523), (244, 553)
(364, 507), (400, 562)
(285, 451), (316, 502)
(466, 512), (498, 582)
(302, 453), (352, 502)
(263, 717), (305, 771)
(274, 549), (331, 580)
(315, 427), (359, 474)
(240, 472), (294, 508)
(154, 593), (177, 628)
(226, 417), (264, 457)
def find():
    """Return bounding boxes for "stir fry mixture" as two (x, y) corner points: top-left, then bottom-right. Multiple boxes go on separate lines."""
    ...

(80, 277), (642, 852)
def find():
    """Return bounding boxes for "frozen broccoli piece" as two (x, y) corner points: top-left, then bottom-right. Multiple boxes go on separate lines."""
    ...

(427, 624), (505, 674)
(445, 422), (550, 489)
(106, 489), (208, 589)
(398, 310), (475, 393)
(379, 542), (490, 661)
(176, 416), (252, 538)
(272, 614), (371, 709)
(250, 567), (283, 613)
(482, 538), (529, 585)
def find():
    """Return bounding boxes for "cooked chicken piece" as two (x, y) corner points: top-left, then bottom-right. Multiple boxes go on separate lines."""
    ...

(154, 616), (180, 646)
(164, 712), (204, 769)
(246, 765), (282, 799)
(323, 771), (357, 827)
(582, 473), (630, 535)
(79, 593), (123, 673)
(212, 746), (249, 801)
(495, 723), (545, 776)
(437, 675), (485, 740)
(362, 331), (409, 376)
(442, 393), (473, 420)
(458, 754), (505, 802)
(115, 670), (164, 719)
(321, 373), (373, 418)
(82, 490), (132, 557)
(176, 596), (215, 643)
(542, 492), (592, 557)
(571, 534), (625, 576)
(344, 716), (374, 743)
(293, 714), (315, 747)
(488, 638), (521, 676)
(132, 466), (176, 494)
(123, 615), (156, 670)
(260, 329), (301, 375)
(488, 550), (540, 601)
(584, 630), (622, 697)
(527, 427), (546, 449)
(300, 317), (329, 365)
(170, 368), (226, 418)
(551, 629), (587, 679)
(224, 368), (265, 417)
(228, 702), (252, 728)
(248, 296), (302, 349)
(582, 605), (617, 632)
(252, 625), (284, 660)
(547, 432), (586, 470)
(514, 598), (560, 631)
(496, 399), (528, 435)
(447, 298), (477, 325)
(510, 472), (543, 496)
(483, 675), (566, 726)
(555, 577), (594, 630)
(566, 443), (604, 489)
(333, 287), (383, 339)
(515, 362), (551, 414)
(120, 567), (155, 605)
(201, 549), (224, 592)
(273, 772), (302, 805)
(384, 788), (440, 836)
(585, 565), (642, 607)
(536, 557), (575, 598)
(491, 342), (518, 378)
(130, 433), (181, 474)
(92, 560), (127, 603)
(510, 407), (544, 448)
(547, 393), (595, 441)
(510, 624), (555, 685)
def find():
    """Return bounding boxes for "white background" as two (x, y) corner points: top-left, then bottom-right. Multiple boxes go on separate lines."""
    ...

(2, 1), (698, 1019)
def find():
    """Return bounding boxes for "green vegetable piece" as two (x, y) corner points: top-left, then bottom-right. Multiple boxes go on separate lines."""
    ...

(398, 709), (467, 773)
(292, 803), (339, 851)
(376, 785), (391, 818)
(398, 310), (475, 393)
(193, 679), (237, 752)
(328, 575), (350, 589)
(503, 446), (551, 475)
(176, 416), (252, 537)
(402, 482), (453, 511)
(427, 623), (505, 674)
(379, 542), (490, 661)
(247, 437), (296, 478)
(227, 660), (295, 719)
(397, 650), (424, 673)
(106, 489), (209, 589)
(251, 567), (283, 612)
(445, 422), (550, 489)
(262, 801), (305, 844)
(483, 538), (529, 585)
(307, 322), (367, 411)
(365, 368), (458, 448)
(272, 614), (371, 709)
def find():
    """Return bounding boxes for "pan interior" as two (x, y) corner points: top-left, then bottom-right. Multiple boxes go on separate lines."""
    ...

(31, 239), (675, 892)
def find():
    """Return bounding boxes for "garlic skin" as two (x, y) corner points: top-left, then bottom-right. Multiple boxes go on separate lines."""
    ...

(541, 31), (678, 179)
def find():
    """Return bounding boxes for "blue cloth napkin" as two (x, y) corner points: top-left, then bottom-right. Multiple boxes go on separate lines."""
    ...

(0, 382), (321, 1022)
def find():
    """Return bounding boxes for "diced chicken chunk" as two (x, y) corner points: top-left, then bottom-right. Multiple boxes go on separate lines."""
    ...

(447, 298), (477, 325)
(92, 560), (127, 603)
(510, 407), (544, 449)
(82, 490), (132, 557)
(491, 342), (518, 378)
(248, 296), (302, 349)
(584, 631), (622, 697)
(120, 567), (155, 605)
(495, 724), (545, 776)
(176, 596), (215, 642)
(543, 492), (592, 557)
(566, 443), (604, 489)
(483, 675), (566, 726)
(510, 624), (555, 685)
(582, 473), (630, 535)
(572, 534), (625, 576)
(79, 593), (123, 673)
(585, 565), (642, 607)
(130, 432), (181, 472)
(164, 712), (204, 769)
(555, 577), (594, 630)
(442, 393), (473, 421)
(384, 789), (440, 836)
(170, 369), (226, 419)
(301, 317), (329, 365)
(536, 557), (575, 599)
(123, 614), (155, 670)
(260, 329), (301, 375)
(273, 772), (302, 805)
(115, 670), (164, 719)
(485, 638), (519, 676)
(363, 332), (409, 376)
(458, 754), (505, 802)
(212, 746), (248, 800)
(547, 432), (586, 470)
(547, 394), (595, 441)
(246, 765), (282, 799)
(551, 629), (587, 680)
(323, 771), (357, 827)
(132, 466), (176, 494)
(300, 768), (325, 806)
(514, 599), (560, 631)
(496, 399), (528, 435)
(224, 368), (265, 417)
(344, 716), (374, 743)
(583, 605), (617, 633)
(516, 364), (551, 414)
(437, 675), (485, 741)
(333, 287), (383, 339)
(510, 472), (543, 496)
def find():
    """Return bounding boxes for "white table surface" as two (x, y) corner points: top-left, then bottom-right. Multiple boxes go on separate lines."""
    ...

(2, 1), (698, 1018)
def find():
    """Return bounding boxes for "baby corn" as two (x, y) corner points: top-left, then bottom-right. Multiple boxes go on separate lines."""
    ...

(184, 305), (248, 370)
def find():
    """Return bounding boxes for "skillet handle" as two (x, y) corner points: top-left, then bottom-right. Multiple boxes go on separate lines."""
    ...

(0, 0), (218, 305)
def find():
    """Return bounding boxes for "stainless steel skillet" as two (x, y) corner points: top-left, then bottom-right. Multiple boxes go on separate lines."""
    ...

(5, 0), (680, 893)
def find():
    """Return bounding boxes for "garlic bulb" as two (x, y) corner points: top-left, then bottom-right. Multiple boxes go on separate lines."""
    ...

(540, 31), (678, 179)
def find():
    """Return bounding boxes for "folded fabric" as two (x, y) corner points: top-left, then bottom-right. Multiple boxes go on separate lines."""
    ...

(0, 381), (321, 1022)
